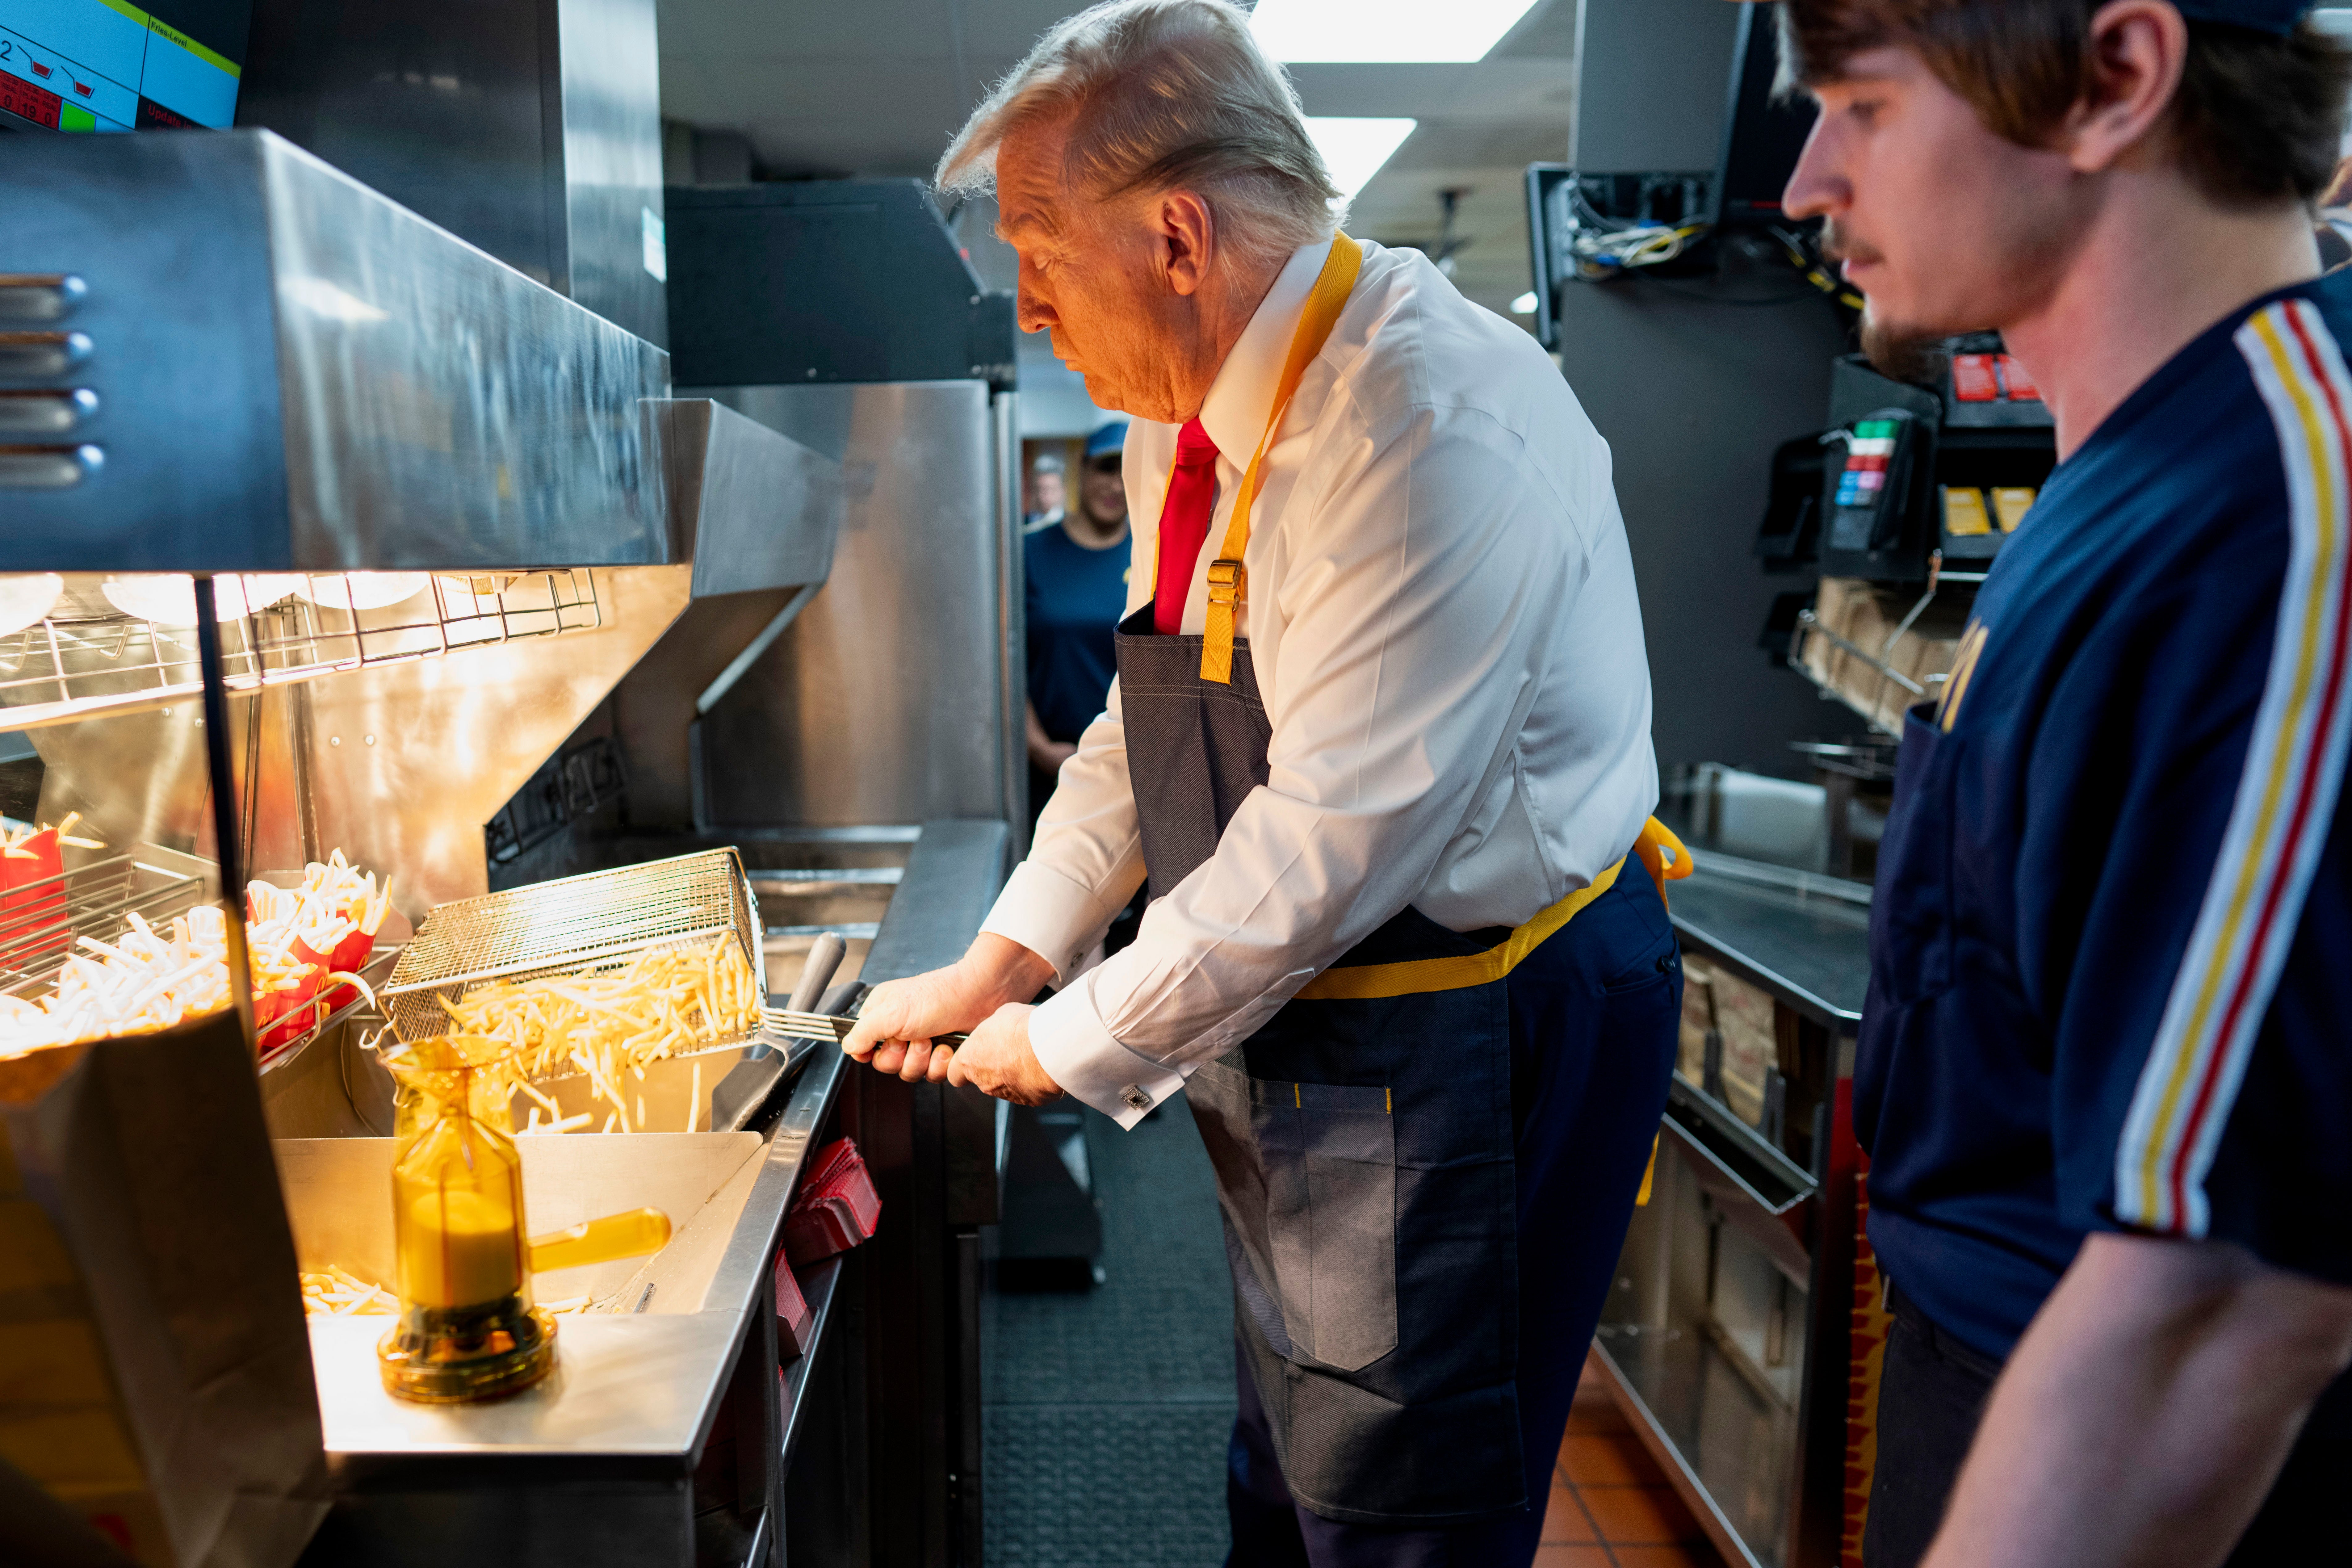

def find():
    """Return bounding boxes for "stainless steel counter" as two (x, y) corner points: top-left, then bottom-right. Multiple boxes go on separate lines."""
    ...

(293, 817), (1010, 1568)
(1592, 852), (1875, 1568)
(1668, 852), (1871, 1032)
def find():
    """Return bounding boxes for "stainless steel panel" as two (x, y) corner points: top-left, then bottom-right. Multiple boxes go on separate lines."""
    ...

(553, 0), (669, 349)
(653, 399), (844, 597)
(607, 589), (799, 828)
(0, 131), (671, 573)
(265, 136), (671, 569)
(994, 391), (1029, 850)
(238, 0), (562, 294)
(690, 382), (1015, 828)
(239, 0), (669, 347)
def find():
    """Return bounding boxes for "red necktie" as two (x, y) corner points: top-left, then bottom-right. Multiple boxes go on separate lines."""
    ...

(1153, 417), (1221, 635)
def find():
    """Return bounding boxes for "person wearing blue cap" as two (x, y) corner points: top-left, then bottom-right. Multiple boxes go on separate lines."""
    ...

(1023, 421), (1133, 817)
(1782, 2), (2352, 1565)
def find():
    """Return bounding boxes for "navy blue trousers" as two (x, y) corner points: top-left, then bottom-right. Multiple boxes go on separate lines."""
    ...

(1224, 867), (1683, 1567)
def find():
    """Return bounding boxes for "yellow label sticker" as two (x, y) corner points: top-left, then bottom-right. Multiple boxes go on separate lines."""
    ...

(1991, 487), (2036, 533)
(1942, 486), (1992, 537)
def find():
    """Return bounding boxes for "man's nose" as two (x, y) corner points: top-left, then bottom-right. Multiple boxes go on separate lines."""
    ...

(1017, 283), (1055, 336)
(1781, 116), (1843, 223)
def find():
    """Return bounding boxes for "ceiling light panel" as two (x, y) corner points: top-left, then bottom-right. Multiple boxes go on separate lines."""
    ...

(1305, 118), (1418, 202)
(1251, 0), (1543, 63)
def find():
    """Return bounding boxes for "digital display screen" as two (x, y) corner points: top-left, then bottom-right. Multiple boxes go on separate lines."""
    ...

(0, 0), (248, 132)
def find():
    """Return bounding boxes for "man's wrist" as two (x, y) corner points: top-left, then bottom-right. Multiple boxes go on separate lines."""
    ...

(966, 933), (1055, 1008)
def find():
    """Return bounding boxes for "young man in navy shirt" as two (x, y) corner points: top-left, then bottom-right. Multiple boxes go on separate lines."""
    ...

(1024, 421), (1131, 813)
(1783, 2), (2352, 1564)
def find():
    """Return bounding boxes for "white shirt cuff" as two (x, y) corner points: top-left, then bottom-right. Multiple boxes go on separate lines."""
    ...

(1028, 973), (1187, 1130)
(981, 860), (1121, 986)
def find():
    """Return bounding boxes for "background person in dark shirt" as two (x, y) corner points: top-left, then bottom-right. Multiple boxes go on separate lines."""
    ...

(1782, 3), (2352, 1566)
(1024, 421), (1129, 815)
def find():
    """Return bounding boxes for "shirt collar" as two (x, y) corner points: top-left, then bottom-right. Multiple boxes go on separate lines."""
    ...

(1194, 238), (1333, 464)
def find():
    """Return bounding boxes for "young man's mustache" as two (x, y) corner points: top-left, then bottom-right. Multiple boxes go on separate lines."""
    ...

(1820, 219), (1884, 269)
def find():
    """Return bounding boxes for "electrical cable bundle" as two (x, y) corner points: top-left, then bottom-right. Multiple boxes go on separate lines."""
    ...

(1560, 182), (1708, 281)
(1771, 224), (1866, 311)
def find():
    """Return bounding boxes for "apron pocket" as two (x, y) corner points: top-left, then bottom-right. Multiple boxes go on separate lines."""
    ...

(1257, 1079), (1398, 1373)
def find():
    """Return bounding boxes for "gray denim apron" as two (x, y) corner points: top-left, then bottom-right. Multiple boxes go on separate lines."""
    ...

(1119, 605), (1541, 1527)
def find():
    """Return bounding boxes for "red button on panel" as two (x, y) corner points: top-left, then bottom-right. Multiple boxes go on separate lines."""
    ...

(1952, 354), (1998, 402)
(1996, 354), (2040, 401)
(1849, 454), (1889, 472)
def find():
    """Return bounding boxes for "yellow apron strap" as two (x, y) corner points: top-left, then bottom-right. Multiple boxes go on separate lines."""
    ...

(1201, 232), (1364, 684)
(1294, 855), (1625, 1001)
(1294, 818), (1693, 1003)
(1634, 815), (1693, 911)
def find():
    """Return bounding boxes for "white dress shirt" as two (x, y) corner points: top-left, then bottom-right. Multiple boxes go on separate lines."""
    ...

(983, 237), (1658, 1128)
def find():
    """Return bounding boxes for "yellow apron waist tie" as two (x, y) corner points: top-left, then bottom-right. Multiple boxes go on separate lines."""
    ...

(1293, 816), (1694, 1003)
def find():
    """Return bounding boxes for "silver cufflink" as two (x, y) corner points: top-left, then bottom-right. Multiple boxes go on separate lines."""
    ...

(1120, 1085), (1153, 1112)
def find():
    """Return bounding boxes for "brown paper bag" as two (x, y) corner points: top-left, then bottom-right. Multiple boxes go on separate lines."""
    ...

(0, 1009), (327, 1568)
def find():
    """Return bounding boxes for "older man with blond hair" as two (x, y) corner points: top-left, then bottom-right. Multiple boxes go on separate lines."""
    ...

(844, 3), (1683, 1560)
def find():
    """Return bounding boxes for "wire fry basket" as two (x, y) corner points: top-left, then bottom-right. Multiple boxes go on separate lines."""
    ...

(381, 848), (767, 1042)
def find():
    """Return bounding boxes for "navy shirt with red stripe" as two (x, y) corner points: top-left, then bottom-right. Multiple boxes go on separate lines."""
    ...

(1856, 271), (2352, 1370)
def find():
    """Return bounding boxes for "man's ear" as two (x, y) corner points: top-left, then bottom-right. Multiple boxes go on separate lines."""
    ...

(1157, 191), (1217, 297)
(2063, 0), (2188, 176)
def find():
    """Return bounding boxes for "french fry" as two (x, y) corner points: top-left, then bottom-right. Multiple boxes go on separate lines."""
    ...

(434, 936), (757, 1134)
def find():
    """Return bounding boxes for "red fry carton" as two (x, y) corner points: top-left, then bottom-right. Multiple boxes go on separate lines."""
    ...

(0, 826), (67, 970)
(782, 1138), (881, 1266)
(254, 966), (322, 1057)
(774, 1252), (813, 1363)
(293, 927), (374, 1017)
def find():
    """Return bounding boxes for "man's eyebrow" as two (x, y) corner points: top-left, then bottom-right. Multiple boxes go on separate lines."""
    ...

(996, 208), (1060, 244)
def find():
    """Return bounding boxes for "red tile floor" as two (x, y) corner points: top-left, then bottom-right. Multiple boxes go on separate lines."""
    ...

(1537, 1354), (1728, 1568)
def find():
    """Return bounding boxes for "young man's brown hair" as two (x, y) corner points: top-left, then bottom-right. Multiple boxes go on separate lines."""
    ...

(1781, 0), (2351, 207)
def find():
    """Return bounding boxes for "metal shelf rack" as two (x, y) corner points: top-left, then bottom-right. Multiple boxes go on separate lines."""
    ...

(0, 570), (603, 735)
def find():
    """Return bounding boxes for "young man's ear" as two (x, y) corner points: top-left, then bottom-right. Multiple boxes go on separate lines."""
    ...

(2063, 0), (2190, 176)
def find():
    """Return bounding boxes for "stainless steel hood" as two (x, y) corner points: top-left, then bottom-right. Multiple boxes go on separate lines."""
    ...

(0, 129), (670, 573)
(656, 399), (843, 598)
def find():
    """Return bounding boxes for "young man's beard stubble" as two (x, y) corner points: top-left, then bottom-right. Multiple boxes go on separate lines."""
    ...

(1823, 217), (1955, 384)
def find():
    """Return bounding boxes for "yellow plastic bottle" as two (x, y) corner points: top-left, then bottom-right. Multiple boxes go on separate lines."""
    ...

(375, 1036), (553, 1402)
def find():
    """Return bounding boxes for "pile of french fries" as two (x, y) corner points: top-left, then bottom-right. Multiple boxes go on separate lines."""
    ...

(300, 1266), (397, 1316)
(437, 935), (758, 1135)
(246, 852), (392, 1052)
(0, 905), (234, 1057)
(0, 849), (392, 1060)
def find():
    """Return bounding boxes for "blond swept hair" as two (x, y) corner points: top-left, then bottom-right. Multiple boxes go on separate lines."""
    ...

(936, 0), (1341, 266)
